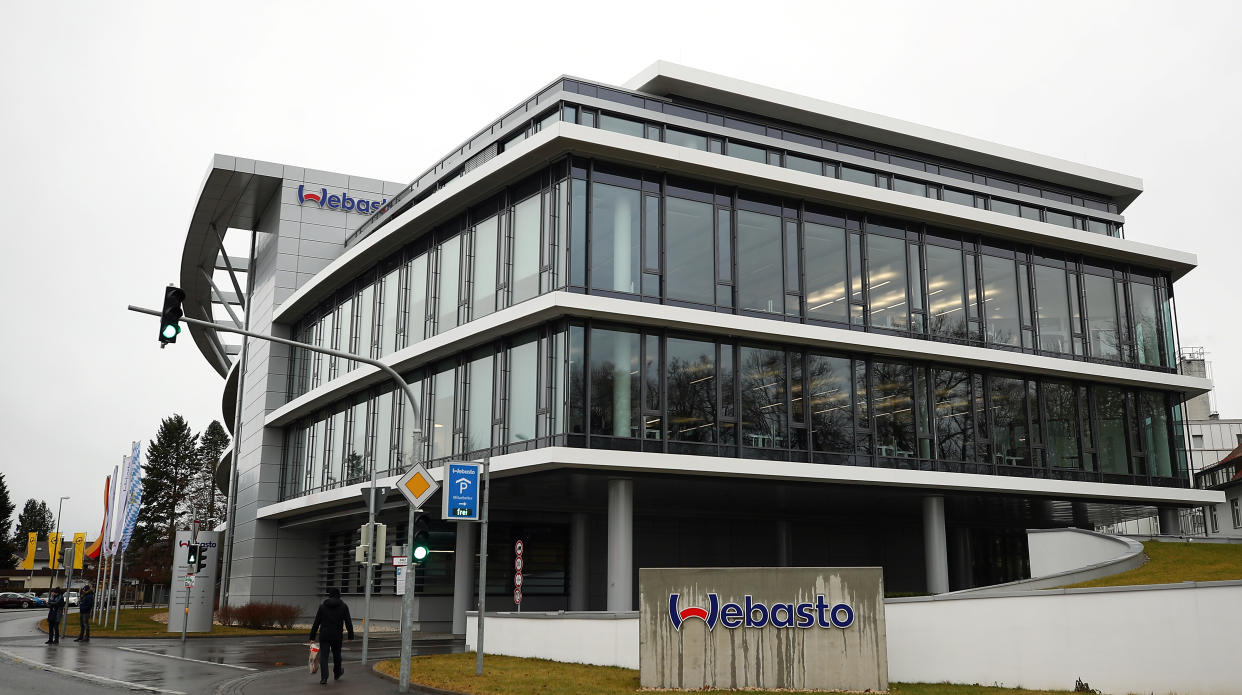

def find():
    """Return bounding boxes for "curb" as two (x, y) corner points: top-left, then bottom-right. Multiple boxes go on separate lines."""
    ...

(0, 646), (187, 694)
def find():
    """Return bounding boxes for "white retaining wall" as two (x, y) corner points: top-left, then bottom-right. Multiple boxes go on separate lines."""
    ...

(465, 611), (639, 669)
(1027, 528), (1139, 577)
(886, 582), (1242, 695)
(467, 581), (1242, 695)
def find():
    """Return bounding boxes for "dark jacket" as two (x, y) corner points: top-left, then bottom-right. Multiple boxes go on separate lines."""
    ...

(309, 597), (353, 642)
(79, 589), (95, 613)
(47, 593), (65, 620)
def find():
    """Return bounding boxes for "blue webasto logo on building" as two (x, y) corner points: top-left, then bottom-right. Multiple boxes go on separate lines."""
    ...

(297, 185), (387, 214)
(668, 592), (854, 630)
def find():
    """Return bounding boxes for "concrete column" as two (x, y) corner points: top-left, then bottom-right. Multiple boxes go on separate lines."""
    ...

(451, 522), (477, 635)
(613, 194), (633, 293)
(923, 495), (949, 594)
(569, 512), (589, 611)
(777, 519), (791, 567)
(607, 479), (633, 611)
(1158, 507), (1181, 536)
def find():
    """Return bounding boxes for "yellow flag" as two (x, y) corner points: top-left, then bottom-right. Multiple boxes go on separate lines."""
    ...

(47, 533), (61, 570)
(21, 532), (36, 570)
(73, 533), (86, 569)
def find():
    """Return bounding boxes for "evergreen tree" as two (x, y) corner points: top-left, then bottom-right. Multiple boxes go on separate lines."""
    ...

(14, 499), (54, 547)
(0, 474), (17, 569)
(190, 420), (230, 531)
(134, 415), (199, 553)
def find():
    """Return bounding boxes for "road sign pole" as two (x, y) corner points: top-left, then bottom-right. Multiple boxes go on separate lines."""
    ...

(361, 471), (378, 666)
(398, 503), (416, 694)
(475, 454), (490, 676)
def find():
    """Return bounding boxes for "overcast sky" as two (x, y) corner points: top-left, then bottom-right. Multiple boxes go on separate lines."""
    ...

(2, 1), (1239, 540)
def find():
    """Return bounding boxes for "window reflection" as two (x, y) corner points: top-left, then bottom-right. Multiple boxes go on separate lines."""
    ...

(737, 211), (783, 314)
(866, 234), (908, 330)
(740, 347), (786, 448)
(990, 376), (1029, 466)
(926, 245), (967, 339)
(665, 197), (715, 304)
(1034, 265), (1071, 354)
(804, 221), (848, 324)
(589, 328), (639, 437)
(666, 338), (716, 443)
(590, 183), (640, 294)
(934, 369), (971, 461)
(1083, 274), (1119, 359)
(873, 362), (915, 458)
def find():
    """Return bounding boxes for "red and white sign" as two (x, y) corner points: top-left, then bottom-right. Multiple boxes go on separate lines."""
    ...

(514, 539), (524, 606)
(393, 555), (408, 567)
(513, 588), (522, 605)
(514, 556), (524, 572)
(514, 540), (524, 555)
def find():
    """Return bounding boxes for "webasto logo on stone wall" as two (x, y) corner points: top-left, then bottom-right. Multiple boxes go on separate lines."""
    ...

(297, 185), (387, 214)
(668, 592), (855, 630)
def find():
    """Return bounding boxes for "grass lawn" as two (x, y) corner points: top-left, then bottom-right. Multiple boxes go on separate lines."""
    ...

(40, 607), (304, 638)
(375, 653), (1084, 695)
(1063, 540), (1242, 589)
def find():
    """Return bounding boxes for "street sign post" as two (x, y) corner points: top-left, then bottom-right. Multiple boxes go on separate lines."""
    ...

(513, 540), (524, 611)
(442, 462), (483, 521)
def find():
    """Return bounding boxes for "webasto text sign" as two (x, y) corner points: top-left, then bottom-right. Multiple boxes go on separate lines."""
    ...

(639, 567), (888, 691)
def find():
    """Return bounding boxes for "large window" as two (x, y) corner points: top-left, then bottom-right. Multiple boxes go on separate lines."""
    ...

(804, 220), (848, 324)
(737, 210), (783, 314)
(926, 244), (967, 339)
(512, 197), (541, 304)
(589, 328), (639, 438)
(437, 236), (461, 333)
(808, 354), (852, 455)
(1034, 264), (1072, 354)
(465, 351), (493, 453)
(666, 338), (716, 444)
(472, 216), (499, 319)
(1083, 273), (1119, 359)
(665, 197), (715, 304)
(740, 346), (786, 449)
(873, 361), (915, 458)
(981, 255), (1022, 347)
(590, 183), (640, 294)
(866, 233), (909, 331)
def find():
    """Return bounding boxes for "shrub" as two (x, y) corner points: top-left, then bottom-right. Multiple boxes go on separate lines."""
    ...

(224, 601), (301, 629)
(215, 604), (237, 626)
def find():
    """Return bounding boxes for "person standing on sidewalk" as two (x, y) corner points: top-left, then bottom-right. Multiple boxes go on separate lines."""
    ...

(74, 585), (95, 642)
(309, 588), (353, 685)
(45, 588), (65, 645)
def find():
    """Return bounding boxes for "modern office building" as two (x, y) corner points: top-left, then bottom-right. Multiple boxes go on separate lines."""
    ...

(183, 62), (1221, 631)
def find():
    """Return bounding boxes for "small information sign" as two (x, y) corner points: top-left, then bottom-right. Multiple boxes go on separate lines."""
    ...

(442, 462), (483, 521)
(513, 588), (522, 605)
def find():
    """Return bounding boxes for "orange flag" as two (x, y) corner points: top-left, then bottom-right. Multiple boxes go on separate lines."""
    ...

(85, 475), (110, 559)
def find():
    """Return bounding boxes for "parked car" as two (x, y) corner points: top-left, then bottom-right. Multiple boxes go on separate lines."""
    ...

(66, 591), (80, 607)
(20, 593), (47, 607)
(0, 592), (38, 609)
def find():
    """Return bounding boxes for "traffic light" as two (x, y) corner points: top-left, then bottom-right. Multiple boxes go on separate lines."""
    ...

(159, 285), (186, 345)
(186, 543), (199, 572)
(195, 546), (208, 574)
(411, 515), (431, 565)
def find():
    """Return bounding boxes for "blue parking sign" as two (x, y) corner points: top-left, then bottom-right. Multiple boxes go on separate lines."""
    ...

(442, 462), (483, 522)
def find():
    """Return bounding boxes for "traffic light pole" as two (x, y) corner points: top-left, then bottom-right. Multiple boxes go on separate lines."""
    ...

(128, 306), (423, 419)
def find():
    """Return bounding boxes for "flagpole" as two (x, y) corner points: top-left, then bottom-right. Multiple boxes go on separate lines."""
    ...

(113, 550), (126, 630)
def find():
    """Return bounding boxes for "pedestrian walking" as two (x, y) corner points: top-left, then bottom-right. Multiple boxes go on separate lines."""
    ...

(308, 588), (353, 685)
(45, 588), (65, 645)
(74, 584), (95, 642)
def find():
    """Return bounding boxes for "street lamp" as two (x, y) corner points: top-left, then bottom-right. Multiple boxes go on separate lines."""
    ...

(53, 496), (70, 590)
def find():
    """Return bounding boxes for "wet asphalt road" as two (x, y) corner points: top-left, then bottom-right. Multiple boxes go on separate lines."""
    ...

(0, 608), (463, 694)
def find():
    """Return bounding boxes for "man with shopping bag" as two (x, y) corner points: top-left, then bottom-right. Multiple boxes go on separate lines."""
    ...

(309, 588), (354, 684)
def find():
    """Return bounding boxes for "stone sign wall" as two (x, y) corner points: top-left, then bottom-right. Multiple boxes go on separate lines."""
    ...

(639, 567), (887, 691)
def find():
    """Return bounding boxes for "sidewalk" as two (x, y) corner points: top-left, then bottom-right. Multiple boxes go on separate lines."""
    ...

(219, 639), (464, 695)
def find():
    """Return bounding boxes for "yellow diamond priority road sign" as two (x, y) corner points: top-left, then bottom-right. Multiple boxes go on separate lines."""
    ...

(397, 463), (440, 509)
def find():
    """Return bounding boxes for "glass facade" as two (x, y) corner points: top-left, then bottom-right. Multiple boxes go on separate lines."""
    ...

(281, 319), (1188, 500)
(289, 158), (1177, 405)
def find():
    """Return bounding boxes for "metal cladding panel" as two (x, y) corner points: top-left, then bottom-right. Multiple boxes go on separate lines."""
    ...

(639, 567), (888, 691)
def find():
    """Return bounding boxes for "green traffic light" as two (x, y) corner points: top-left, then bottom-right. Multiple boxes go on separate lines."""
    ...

(162, 324), (180, 339)
(412, 545), (429, 561)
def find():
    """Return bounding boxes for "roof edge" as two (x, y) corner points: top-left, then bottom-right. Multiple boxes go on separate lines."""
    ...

(623, 61), (1144, 210)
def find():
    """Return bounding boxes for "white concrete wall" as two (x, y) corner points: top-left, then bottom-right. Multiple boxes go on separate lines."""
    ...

(1027, 528), (1137, 577)
(886, 582), (1242, 695)
(465, 612), (639, 669)
(467, 582), (1242, 695)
